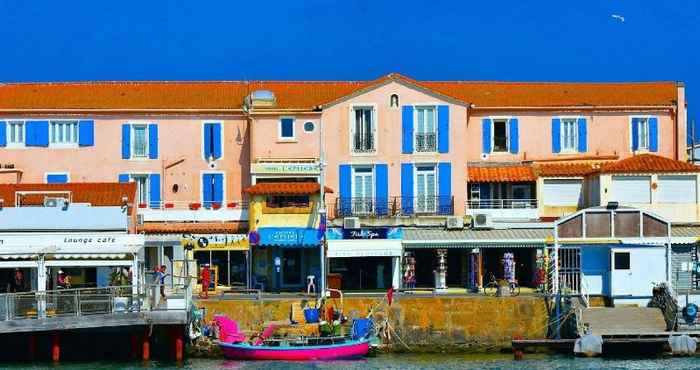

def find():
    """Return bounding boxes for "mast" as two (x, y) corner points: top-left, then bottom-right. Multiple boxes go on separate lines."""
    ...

(318, 116), (327, 295)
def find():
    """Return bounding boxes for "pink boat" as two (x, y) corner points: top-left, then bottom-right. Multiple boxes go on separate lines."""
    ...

(218, 338), (370, 361)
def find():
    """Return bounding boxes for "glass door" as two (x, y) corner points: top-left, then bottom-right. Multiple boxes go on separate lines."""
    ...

(282, 249), (303, 286)
(416, 166), (436, 213)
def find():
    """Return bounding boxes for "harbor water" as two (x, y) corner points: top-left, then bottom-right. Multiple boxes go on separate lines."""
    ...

(3, 353), (700, 369)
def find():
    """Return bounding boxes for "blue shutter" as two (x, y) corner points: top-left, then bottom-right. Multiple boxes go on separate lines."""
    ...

(280, 118), (294, 138)
(375, 164), (389, 216)
(118, 173), (130, 183)
(213, 173), (224, 203)
(401, 163), (414, 215)
(149, 174), (161, 208)
(509, 118), (519, 154)
(479, 183), (491, 208)
(203, 123), (213, 160)
(577, 118), (587, 153)
(202, 174), (213, 208)
(46, 174), (68, 184)
(121, 124), (131, 159)
(78, 120), (94, 147)
(551, 118), (561, 153)
(0, 121), (5, 147)
(482, 118), (492, 154)
(339, 164), (352, 216)
(402, 106), (414, 153)
(148, 124), (158, 159)
(649, 117), (659, 152)
(25, 121), (49, 147)
(437, 105), (449, 153)
(631, 118), (639, 151)
(438, 162), (452, 215)
(212, 122), (222, 159)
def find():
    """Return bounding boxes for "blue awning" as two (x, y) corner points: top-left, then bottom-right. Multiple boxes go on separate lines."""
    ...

(257, 227), (320, 248)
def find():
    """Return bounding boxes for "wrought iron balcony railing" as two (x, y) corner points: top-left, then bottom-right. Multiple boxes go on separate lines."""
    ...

(352, 134), (375, 153)
(333, 196), (453, 218)
(414, 133), (437, 152)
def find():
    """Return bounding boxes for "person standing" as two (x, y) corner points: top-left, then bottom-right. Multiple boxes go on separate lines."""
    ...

(154, 265), (168, 301)
(199, 264), (211, 299)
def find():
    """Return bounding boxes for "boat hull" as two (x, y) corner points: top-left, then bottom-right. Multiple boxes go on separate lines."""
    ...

(218, 339), (370, 361)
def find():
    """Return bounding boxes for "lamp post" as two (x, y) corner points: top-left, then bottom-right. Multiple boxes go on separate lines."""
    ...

(318, 116), (327, 296)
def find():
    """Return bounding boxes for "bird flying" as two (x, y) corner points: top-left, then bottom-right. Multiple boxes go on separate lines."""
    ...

(611, 14), (625, 22)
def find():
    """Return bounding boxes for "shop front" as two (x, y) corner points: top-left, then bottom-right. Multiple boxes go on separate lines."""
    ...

(327, 227), (402, 291)
(251, 227), (321, 292)
(184, 233), (250, 290)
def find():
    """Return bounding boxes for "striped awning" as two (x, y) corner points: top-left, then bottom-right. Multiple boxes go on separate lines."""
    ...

(405, 243), (544, 249)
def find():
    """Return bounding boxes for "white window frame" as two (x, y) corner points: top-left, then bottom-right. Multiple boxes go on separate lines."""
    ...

(414, 105), (438, 153)
(560, 117), (579, 152)
(351, 166), (374, 214)
(130, 124), (149, 159)
(630, 116), (655, 152)
(490, 117), (510, 153)
(129, 174), (150, 206)
(49, 120), (79, 148)
(414, 164), (437, 213)
(278, 116), (296, 141)
(44, 172), (70, 183)
(349, 104), (377, 155)
(6, 120), (26, 147)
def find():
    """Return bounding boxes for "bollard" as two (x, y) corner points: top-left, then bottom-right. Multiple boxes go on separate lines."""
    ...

(51, 332), (60, 363)
(142, 332), (150, 362)
(174, 330), (184, 362)
(513, 334), (524, 361)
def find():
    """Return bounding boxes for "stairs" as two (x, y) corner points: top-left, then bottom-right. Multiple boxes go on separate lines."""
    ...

(580, 307), (667, 336)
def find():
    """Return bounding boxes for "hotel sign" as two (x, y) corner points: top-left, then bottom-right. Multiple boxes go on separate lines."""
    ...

(252, 163), (320, 175)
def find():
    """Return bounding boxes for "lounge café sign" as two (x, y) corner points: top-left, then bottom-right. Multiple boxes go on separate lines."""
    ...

(252, 163), (320, 175)
(0, 234), (144, 247)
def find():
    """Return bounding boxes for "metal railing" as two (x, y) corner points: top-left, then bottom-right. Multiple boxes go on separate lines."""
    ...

(466, 198), (538, 210)
(415, 133), (437, 152)
(0, 284), (186, 322)
(333, 196), (453, 217)
(352, 134), (375, 153)
(136, 200), (248, 211)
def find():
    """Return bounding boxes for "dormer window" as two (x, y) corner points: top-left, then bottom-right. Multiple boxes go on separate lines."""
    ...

(390, 94), (399, 108)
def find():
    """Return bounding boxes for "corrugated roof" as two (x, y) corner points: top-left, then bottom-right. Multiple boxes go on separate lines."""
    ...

(600, 154), (700, 174)
(0, 183), (136, 207)
(671, 225), (700, 238)
(467, 166), (536, 182)
(139, 222), (245, 234)
(402, 228), (552, 242)
(244, 182), (334, 195)
(0, 74), (679, 111)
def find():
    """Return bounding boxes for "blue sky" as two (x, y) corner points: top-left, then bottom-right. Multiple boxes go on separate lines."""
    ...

(0, 1), (698, 140)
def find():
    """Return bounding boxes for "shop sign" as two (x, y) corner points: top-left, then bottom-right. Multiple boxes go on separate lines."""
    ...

(327, 227), (402, 240)
(0, 234), (144, 247)
(252, 163), (320, 175)
(180, 234), (249, 251)
(257, 227), (320, 247)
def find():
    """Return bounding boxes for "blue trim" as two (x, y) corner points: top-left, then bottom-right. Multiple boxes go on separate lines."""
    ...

(577, 118), (587, 152)
(149, 173), (161, 208)
(482, 118), (491, 154)
(121, 124), (131, 159)
(46, 174), (68, 184)
(402, 106), (414, 153)
(118, 174), (130, 183)
(257, 227), (321, 247)
(339, 164), (352, 215)
(508, 118), (519, 154)
(551, 118), (561, 153)
(78, 120), (94, 147)
(280, 118), (294, 138)
(401, 163), (414, 215)
(148, 124), (158, 159)
(0, 121), (6, 147)
(438, 162), (451, 215)
(203, 123), (213, 159)
(437, 105), (449, 153)
(649, 117), (658, 152)
(25, 120), (49, 147)
(212, 122), (222, 159)
(375, 164), (389, 216)
(631, 118), (639, 151)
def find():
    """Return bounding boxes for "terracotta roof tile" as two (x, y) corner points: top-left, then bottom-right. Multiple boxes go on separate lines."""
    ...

(0, 74), (679, 111)
(0, 183), (135, 207)
(535, 163), (601, 177)
(244, 182), (334, 195)
(599, 154), (700, 174)
(139, 222), (245, 234)
(468, 166), (536, 182)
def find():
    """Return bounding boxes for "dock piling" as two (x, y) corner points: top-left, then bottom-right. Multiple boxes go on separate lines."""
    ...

(142, 331), (150, 362)
(51, 332), (60, 363)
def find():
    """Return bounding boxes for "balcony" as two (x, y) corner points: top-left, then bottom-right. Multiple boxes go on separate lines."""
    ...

(333, 196), (453, 218)
(466, 198), (539, 221)
(136, 201), (248, 222)
(415, 133), (437, 152)
(352, 134), (375, 154)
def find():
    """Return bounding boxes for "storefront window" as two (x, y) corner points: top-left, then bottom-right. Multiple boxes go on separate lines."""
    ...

(212, 251), (229, 286)
(266, 195), (310, 208)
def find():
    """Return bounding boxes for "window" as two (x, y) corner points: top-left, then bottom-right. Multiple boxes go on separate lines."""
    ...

(390, 94), (399, 108)
(415, 165), (436, 213)
(303, 121), (315, 133)
(415, 107), (436, 152)
(279, 118), (295, 140)
(637, 118), (650, 150)
(351, 107), (375, 153)
(7, 120), (25, 145)
(49, 120), (79, 145)
(492, 119), (508, 152)
(266, 195), (309, 208)
(658, 175), (697, 203)
(611, 176), (651, 204)
(132, 175), (149, 205)
(614, 252), (630, 270)
(132, 125), (148, 158)
(542, 179), (583, 206)
(561, 118), (578, 151)
(352, 167), (374, 214)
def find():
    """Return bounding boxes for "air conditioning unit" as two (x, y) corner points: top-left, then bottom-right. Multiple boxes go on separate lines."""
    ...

(445, 216), (464, 230)
(136, 214), (144, 225)
(44, 197), (67, 208)
(472, 213), (493, 229)
(343, 217), (361, 230)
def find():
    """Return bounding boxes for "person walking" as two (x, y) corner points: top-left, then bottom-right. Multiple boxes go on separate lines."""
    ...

(199, 264), (211, 299)
(154, 265), (169, 301)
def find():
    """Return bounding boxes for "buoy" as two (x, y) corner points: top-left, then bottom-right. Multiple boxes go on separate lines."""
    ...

(574, 334), (603, 357)
(668, 335), (697, 356)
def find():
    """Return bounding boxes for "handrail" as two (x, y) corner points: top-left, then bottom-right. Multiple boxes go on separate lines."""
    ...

(333, 196), (454, 217)
(466, 199), (538, 210)
(136, 200), (249, 211)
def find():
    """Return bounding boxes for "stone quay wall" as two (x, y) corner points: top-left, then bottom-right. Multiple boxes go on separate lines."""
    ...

(197, 295), (549, 352)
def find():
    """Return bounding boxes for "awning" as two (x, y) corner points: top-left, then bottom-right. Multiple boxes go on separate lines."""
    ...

(328, 239), (402, 258)
(256, 227), (320, 248)
(405, 242), (544, 249)
(468, 166), (536, 183)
